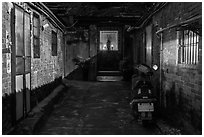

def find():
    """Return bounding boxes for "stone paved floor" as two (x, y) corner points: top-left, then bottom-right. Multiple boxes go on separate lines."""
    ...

(37, 80), (160, 135)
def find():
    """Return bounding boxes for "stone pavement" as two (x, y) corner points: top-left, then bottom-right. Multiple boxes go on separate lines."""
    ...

(9, 84), (67, 135)
(156, 119), (182, 135)
(37, 80), (161, 135)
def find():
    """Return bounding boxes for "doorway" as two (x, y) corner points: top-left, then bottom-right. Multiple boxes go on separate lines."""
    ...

(97, 31), (120, 72)
(11, 4), (31, 121)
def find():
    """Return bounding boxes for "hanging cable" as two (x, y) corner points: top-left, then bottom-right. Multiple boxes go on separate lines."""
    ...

(66, 21), (78, 29)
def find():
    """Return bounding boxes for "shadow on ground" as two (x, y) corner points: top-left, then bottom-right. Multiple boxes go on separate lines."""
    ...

(36, 80), (160, 135)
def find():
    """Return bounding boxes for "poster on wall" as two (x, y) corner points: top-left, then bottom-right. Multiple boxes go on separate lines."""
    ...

(99, 31), (118, 51)
(6, 53), (11, 73)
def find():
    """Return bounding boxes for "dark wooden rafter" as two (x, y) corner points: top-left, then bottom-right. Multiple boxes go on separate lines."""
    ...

(43, 2), (162, 28)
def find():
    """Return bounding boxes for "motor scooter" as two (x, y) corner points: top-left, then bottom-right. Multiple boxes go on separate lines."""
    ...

(130, 64), (158, 125)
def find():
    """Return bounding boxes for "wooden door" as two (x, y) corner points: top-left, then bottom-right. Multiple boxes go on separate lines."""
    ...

(13, 5), (31, 121)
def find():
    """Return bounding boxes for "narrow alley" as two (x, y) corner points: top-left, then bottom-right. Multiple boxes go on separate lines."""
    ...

(37, 80), (159, 135)
(2, 2), (202, 135)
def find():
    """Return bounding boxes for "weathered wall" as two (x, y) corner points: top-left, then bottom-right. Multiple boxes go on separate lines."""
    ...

(64, 31), (89, 76)
(88, 25), (98, 80)
(132, 2), (202, 133)
(133, 29), (146, 65)
(89, 25), (98, 57)
(2, 3), (12, 96)
(64, 25), (99, 80)
(153, 2), (202, 132)
(2, 2), (65, 134)
(2, 2), (13, 133)
(30, 8), (64, 89)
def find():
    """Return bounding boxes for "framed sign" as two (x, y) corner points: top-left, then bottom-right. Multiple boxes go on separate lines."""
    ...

(99, 31), (118, 51)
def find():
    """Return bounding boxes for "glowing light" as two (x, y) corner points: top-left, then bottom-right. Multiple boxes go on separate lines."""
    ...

(111, 44), (114, 50)
(103, 44), (107, 50)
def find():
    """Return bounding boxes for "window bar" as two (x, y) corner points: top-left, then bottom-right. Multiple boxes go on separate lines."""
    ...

(195, 33), (197, 64)
(188, 31), (190, 64)
(190, 31), (193, 64)
(186, 30), (188, 64)
(179, 32), (182, 63)
(185, 30), (188, 64)
(183, 31), (185, 63)
(189, 31), (192, 64)
(194, 34), (197, 64)
(187, 30), (190, 64)
(182, 30), (184, 63)
(192, 32), (195, 64)
(191, 32), (193, 64)
(196, 34), (199, 64)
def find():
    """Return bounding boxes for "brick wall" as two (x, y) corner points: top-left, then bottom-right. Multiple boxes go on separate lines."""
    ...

(30, 7), (64, 89)
(2, 2), (64, 91)
(132, 2), (201, 133)
(2, 2), (13, 133)
(2, 2), (65, 134)
(2, 2), (12, 96)
(152, 2), (202, 132)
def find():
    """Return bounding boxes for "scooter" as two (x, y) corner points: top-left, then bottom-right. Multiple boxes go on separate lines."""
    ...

(130, 64), (158, 125)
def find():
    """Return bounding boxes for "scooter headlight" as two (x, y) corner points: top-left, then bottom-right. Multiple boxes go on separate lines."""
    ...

(138, 88), (141, 94)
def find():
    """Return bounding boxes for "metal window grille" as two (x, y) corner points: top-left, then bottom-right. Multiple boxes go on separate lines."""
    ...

(178, 30), (199, 65)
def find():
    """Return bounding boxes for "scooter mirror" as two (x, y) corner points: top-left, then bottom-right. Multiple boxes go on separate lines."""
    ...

(153, 65), (158, 71)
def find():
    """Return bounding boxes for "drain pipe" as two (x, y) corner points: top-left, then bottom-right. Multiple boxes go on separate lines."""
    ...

(159, 32), (163, 108)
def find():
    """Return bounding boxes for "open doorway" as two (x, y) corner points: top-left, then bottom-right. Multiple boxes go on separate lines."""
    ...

(97, 30), (122, 81)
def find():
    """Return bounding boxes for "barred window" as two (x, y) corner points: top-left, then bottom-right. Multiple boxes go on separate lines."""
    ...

(33, 13), (40, 58)
(52, 31), (57, 56)
(178, 30), (199, 65)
